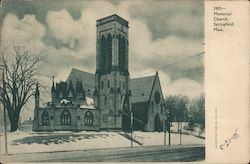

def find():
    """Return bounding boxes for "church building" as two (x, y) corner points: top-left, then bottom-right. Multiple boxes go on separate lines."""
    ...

(33, 14), (165, 132)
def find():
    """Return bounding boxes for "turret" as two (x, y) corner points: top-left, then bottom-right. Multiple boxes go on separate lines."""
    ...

(68, 80), (74, 101)
(35, 81), (40, 108)
(51, 76), (56, 104)
(79, 81), (85, 100)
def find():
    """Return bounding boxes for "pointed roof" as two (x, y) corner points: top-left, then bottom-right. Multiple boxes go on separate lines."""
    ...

(130, 75), (156, 103)
(67, 68), (95, 97)
(68, 80), (74, 98)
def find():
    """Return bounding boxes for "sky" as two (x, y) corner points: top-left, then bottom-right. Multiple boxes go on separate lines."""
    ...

(1, 0), (204, 120)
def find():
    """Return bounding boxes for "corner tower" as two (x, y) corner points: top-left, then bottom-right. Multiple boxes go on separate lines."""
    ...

(95, 14), (130, 130)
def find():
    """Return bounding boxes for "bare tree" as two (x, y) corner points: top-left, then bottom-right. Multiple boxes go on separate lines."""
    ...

(165, 95), (189, 122)
(188, 93), (205, 134)
(0, 45), (43, 132)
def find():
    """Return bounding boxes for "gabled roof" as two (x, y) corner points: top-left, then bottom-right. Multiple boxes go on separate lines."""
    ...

(130, 75), (156, 103)
(67, 68), (95, 97)
(66, 68), (157, 103)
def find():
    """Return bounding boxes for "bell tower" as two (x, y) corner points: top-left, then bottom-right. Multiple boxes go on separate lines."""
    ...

(95, 14), (130, 130)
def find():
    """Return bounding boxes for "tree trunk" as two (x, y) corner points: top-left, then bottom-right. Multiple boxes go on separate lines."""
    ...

(10, 118), (19, 132)
(10, 110), (20, 132)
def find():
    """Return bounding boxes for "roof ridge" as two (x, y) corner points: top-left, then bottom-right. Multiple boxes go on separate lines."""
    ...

(71, 68), (94, 75)
(130, 75), (155, 80)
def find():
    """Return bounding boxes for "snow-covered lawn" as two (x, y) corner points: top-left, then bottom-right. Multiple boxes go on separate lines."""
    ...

(0, 130), (204, 154)
(171, 122), (205, 138)
(0, 130), (131, 154)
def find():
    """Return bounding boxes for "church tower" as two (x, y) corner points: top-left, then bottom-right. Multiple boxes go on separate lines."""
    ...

(95, 14), (130, 130)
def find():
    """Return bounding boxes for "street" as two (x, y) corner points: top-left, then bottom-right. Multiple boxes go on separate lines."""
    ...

(1, 144), (205, 162)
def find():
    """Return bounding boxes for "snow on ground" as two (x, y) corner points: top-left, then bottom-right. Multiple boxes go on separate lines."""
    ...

(0, 130), (131, 154)
(0, 130), (204, 154)
(132, 131), (204, 146)
(171, 122), (205, 138)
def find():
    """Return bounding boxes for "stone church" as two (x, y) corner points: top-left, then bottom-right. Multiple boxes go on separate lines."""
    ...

(33, 14), (165, 132)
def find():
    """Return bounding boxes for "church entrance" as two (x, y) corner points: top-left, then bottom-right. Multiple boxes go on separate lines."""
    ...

(154, 113), (163, 132)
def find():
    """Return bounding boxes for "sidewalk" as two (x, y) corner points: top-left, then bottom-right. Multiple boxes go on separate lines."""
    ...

(1, 144), (205, 162)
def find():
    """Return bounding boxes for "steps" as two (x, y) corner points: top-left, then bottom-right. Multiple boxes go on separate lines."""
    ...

(119, 132), (143, 145)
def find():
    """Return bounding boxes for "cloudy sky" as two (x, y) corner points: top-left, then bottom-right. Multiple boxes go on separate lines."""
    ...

(1, 0), (204, 119)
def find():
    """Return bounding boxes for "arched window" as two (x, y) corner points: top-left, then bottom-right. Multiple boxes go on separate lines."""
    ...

(61, 110), (71, 125)
(84, 111), (94, 126)
(121, 37), (126, 68)
(151, 101), (154, 113)
(118, 35), (122, 68)
(101, 35), (106, 68)
(154, 91), (161, 104)
(101, 80), (104, 89)
(118, 35), (126, 69)
(107, 33), (112, 68)
(161, 103), (163, 113)
(42, 110), (50, 126)
(107, 80), (110, 88)
(104, 96), (108, 106)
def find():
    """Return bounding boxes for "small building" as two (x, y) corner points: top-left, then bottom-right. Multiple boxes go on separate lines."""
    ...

(20, 118), (33, 131)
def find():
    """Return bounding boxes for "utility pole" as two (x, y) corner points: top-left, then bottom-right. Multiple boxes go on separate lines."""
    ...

(127, 89), (133, 148)
(130, 111), (133, 148)
(166, 98), (172, 146)
(2, 67), (8, 154)
(168, 127), (171, 146)
(164, 114), (166, 146)
(179, 103), (183, 145)
(3, 100), (8, 154)
(168, 111), (171, 146)
(114, 72), (117, 129)
(0, 0), (8, 155)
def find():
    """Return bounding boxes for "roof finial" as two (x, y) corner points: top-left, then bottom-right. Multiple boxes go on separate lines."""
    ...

(51, 76), (55, 92)
(36, 80), (39, 88)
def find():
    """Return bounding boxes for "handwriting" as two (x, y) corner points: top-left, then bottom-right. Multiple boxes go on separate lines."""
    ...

(220, 128), (239, 150)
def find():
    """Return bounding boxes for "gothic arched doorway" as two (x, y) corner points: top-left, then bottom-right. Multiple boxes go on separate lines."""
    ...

(154, 113), (162, 132)
(84, 111), (94, 126)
